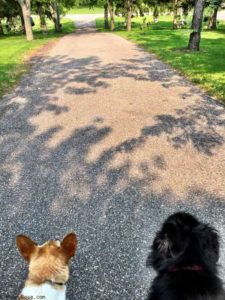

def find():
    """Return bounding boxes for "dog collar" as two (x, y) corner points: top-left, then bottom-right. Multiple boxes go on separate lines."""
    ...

(168, 265), (203, 272)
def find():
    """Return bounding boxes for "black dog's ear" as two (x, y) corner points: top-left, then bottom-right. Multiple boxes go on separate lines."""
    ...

(147, 231), (169, 270)
(151, 225), (179, 257)
(193, 224), (219, 264)
(148, 223), (186, 270)
(148, 212), (199, 271)
(154, 232), (170, 255)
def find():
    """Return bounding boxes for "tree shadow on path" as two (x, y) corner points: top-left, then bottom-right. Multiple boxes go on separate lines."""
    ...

(0, 45), (225, 299)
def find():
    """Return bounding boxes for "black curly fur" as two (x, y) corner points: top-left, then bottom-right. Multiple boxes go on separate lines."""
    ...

(147, 212), (225, 300)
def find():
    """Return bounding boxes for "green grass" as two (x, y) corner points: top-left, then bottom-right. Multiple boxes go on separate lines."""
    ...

(0, 18), (75, 98)
(96, 16), (225, 102)
(66, 6), (103, 14)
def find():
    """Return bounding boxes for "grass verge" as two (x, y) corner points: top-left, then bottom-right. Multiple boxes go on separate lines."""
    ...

(96, 16), (225, 102)
(0, 18), (75, 98)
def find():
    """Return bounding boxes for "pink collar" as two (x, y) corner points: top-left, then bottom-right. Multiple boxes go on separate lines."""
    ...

(168, 265), (204, 272)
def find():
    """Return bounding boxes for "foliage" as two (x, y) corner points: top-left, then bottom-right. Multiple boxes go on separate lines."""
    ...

(0, 0), (77, 32)
(0, 0), (21, 18)
(206, 0), (223, 9)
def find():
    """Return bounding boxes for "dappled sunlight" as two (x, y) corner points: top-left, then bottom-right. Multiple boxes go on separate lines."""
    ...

(1, 29), (225, 299)
(9, 95), (28, 106)
(0, 163), (22, 188)
(59, 170), (92, 204)
(117, 22), (225, 100)
(1, 30), (225, 202)
(1, 31), (225, 201)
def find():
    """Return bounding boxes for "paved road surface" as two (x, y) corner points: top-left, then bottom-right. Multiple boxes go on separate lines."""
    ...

(66, 13), (103, 28)
(0, 17), (225, 300)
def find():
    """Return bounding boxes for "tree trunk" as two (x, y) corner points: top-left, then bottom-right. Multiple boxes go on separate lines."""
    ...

(126, 0), (132, 31)
(20, 14), (26, 34)
(153, 6), (159, 23)
(188, 0), (205, 51)
(17, 0), (33, 40)
(208, 7), (218, 29)
(173, 0), (178, 29)
(37, 3), (48, 34)
(51, 1), (61, 32)
(0, 18), (4, 35)
(104, 3), (109, 29)
(56, 3), (61, 30)
(139, 5), (144, 17)
(108, 0), (115, 31)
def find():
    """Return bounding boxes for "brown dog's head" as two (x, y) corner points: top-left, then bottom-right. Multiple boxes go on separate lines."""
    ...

(16, 233), (78, 285)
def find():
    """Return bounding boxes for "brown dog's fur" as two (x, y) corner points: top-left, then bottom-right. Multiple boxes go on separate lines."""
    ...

(16, 233), (78, 299)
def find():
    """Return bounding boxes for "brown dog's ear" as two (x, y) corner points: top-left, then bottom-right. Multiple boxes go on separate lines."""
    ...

(61, 233), (78, 259)
(16, 235), (37, 261)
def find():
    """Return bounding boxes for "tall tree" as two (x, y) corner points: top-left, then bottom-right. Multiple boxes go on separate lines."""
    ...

(38, 3), (48, 33)
(0, 0), (22, 34)
(207, 0), (222, 29)
(0, 18), (4, 35)
(126, 0), (133, 31)
(104, 2), (109, 29)
(32, 0), (49, 34)
(188, 0), (205, 50)
(50, 1), (61, 32)
(208, 6), (218, 28)
(108, 0), (115, 31)
(17, 0), (34, 40)
(173, 0), (179, 28)
(153, 5), (159, 22)
(49, 0), (76, 33)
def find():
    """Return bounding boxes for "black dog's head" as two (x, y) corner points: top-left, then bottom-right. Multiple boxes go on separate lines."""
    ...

(148, 212), (219, 273)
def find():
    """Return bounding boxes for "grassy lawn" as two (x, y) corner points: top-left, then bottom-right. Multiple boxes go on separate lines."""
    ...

(96, 16), (225, 102)
(0, 18), (75, 98)
(66, 6), (103, 14)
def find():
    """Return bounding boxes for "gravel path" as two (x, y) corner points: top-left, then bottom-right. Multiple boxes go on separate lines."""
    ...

(66, 13), (103, 28)
(0, 23), (225, 300)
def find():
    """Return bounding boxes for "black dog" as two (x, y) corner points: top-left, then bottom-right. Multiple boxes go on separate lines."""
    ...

(147, 212), (225, 300)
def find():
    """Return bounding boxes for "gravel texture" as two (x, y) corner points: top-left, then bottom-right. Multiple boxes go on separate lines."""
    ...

(0, 22), (225, 300)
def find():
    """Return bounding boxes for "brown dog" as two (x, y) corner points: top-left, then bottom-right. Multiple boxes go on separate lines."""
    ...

(16, 233), (78, 300)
